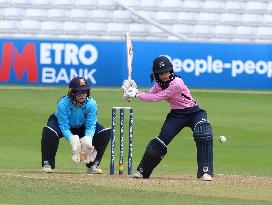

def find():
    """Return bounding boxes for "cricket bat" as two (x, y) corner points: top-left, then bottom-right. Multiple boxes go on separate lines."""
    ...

(126, 32), (133, 80)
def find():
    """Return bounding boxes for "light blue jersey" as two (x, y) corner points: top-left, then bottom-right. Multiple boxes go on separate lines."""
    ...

(55, 96), (97, 141)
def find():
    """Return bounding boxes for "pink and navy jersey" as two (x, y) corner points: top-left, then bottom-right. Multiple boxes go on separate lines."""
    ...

(137, 77), (197, 109)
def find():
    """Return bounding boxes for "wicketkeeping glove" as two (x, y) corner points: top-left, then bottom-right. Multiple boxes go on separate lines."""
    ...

(80, 136), (97, 164)
(69, 135), (81, 163)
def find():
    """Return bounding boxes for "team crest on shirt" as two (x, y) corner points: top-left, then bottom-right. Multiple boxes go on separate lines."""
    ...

(79, 79), (86, 86)
(84, 112), (87, 119)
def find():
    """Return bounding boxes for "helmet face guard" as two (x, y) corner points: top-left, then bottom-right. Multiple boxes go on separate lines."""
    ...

(73, 89), (89, 96)
(151, 56), (175, 90)
(68, 77), (90, 99)
(153, 65), (173, 74)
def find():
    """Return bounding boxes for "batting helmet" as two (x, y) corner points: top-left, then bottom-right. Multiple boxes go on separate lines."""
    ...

(152, 56), (173, 74)
(68, 76), (90, 98)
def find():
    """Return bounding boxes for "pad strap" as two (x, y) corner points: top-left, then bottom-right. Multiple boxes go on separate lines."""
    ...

(193, 121), (213, 178)
(41, 127), (60, 169)
(137, 138), (167, 178)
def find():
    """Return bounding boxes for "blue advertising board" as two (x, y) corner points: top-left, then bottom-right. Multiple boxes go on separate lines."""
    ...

(0, 38), (271, 89)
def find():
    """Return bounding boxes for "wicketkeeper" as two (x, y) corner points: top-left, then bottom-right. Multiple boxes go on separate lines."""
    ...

(122, 56), (214, 181)
(41, 76), (111, 174)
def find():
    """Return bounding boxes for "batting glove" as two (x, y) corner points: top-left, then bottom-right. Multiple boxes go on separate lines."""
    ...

(121, 79), (137, 94)
(80, 136), (97, 164)
(69, 135), (81, 163)
(124, 87), (138, 98)
(126, 79), (137, 88)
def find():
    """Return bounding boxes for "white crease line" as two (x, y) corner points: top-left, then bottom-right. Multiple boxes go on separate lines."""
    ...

(0, 173), (48, 179)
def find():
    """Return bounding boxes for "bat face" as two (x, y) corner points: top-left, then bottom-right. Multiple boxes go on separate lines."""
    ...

(126, 32), (133, 80)
(128, 45), (133, 56)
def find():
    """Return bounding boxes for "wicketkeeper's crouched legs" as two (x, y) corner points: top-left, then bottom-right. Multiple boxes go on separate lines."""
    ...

(41, 127), (59, 169)
(193, 121), (213, 178)
(86, 127), (111, 168)
(136, 138), (167, 179)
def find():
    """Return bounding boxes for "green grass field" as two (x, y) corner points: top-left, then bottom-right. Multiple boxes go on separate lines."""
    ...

(0, 86), (271, 205)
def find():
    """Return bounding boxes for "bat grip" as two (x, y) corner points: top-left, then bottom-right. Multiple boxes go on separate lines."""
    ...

(128, 72), (132, 80)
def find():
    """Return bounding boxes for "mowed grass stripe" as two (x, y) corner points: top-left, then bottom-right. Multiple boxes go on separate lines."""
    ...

(1, 85), (272, 95)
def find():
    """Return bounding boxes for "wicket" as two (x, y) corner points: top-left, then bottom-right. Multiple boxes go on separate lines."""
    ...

(110, 107), (134, 176)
